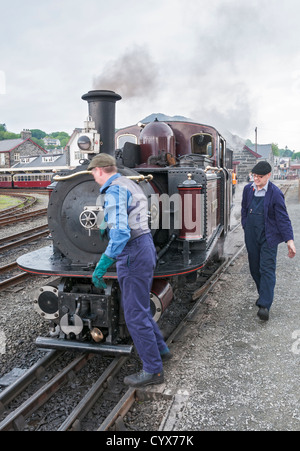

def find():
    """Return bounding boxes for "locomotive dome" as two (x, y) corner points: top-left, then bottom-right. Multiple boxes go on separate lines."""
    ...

(140, 119), (175, 157)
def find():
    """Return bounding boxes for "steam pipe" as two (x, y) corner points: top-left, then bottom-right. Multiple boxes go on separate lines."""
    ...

(157, 233), (177, 261)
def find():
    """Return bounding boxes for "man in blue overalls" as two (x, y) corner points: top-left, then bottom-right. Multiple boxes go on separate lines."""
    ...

(242, 161), (296, 321)
(87, 153), (170, 387)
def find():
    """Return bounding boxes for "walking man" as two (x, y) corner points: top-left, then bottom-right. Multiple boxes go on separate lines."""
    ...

(241, 161), (296, 321)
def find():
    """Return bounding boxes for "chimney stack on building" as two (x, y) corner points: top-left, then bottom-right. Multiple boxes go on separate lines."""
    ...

(21, 129), (32, 140)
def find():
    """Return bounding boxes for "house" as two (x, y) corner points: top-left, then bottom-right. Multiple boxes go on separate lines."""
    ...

(0, 129), (47, 168)
(64, 128), (86, 167)
(288, 162), (300, 179)
(233, 143), (274, 182)
(43, 137), (61, 147)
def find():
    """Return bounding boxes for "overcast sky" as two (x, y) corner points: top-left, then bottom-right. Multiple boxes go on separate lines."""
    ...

(1, 0), (300, 151)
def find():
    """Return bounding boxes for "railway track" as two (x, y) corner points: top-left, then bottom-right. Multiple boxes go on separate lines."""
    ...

(0, 350), (129, 431)
(0, 225), (49, 252)
(0, 194), (37, 218)
(0, 264), (31, 291)
(0, 230), (245, 431)
(0, 208), (47, 227)
(0, 225), (49, 291)
(278, 183), (292, 196)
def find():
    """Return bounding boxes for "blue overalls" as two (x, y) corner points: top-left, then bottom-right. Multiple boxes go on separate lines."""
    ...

(116, 233), (167, 374)
(101, 174), (168, 374)
(244, 196), (278, 310)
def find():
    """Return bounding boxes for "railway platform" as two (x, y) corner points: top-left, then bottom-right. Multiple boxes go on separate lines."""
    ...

(153, 180), (300, 431)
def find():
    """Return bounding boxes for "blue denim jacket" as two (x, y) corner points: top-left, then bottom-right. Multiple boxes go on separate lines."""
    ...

(241, 181), (294, 248)
(100, 173), (132, 259)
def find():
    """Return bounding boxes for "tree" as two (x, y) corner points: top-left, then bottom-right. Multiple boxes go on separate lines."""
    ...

(30, 129), (46, 140)
(31, 137), (46, 148)
(50, 131), (69, 139)
(271, 143), (280, 156)
(0, 130), (20, 140)
(292, 152), (300, 160)
(282, 147), (293, 158)
(0, 124), (70, 146)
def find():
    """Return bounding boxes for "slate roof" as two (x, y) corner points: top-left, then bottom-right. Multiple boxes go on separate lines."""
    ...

(0, 139), (24, 152)
(246, 144), (273, 159)
(0, 137), (47, 153)
(12, 152), (67, 169)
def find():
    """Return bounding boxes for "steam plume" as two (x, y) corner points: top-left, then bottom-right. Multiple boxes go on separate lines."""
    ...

(93, 46), (159, 99)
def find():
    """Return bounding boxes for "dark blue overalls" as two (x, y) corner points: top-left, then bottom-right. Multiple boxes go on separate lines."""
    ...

(116, 233), (167, 374)
(244, 196), (278, 310)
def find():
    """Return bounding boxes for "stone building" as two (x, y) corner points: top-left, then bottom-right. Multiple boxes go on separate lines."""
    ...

(0, 129), (47, 168)
(234, 144), (274, 182)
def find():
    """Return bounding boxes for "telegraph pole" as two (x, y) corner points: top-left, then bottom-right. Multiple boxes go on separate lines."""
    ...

(255, 127), (257, 154)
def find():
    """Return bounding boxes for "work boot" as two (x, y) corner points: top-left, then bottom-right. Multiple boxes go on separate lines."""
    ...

(257, 307), (269, 321)
(160, 348), (173, 361)
(161, 351), (173, 361)
(124, 370), (164, 387)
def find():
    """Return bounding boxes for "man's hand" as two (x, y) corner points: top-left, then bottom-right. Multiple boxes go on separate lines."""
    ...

(287, 240), (296, 259)
(92, 254), (116, 289)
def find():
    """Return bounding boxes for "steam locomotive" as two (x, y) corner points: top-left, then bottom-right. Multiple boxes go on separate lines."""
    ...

(17, 90), (233, 355)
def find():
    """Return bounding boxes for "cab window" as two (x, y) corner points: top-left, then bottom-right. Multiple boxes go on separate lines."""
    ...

(117, 134), (137, 149)
(191, 133), (213, 157)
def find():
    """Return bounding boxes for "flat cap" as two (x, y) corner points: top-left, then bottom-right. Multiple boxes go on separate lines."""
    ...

(87, 153), (116, 170)
(252, 161), (272, 175)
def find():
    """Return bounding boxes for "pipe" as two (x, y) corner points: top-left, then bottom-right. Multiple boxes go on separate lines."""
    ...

(36, 336), (133, 356)
(53, 172), (153, 182)
(157, 233), (177, 260)
(81, 90), (121, 156)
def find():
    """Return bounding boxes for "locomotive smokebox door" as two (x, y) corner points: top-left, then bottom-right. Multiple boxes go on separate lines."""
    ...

(48, 172), (107, 266)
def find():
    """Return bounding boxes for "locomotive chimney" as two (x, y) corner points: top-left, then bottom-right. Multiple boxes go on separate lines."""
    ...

(81, 90), (121, 156)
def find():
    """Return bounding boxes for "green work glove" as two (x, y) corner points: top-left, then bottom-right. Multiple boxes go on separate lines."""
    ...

(92, 254), (116, 289)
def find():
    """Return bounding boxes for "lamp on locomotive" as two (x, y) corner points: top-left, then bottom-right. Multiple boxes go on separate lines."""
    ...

(77, 116), (100, 154)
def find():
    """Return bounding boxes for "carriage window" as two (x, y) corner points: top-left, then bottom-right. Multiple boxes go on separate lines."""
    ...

(117, 134), (138, 149)
(191, 134), (213, 157)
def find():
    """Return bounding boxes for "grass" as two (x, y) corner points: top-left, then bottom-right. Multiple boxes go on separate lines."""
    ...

(0, 195), (22, 211)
